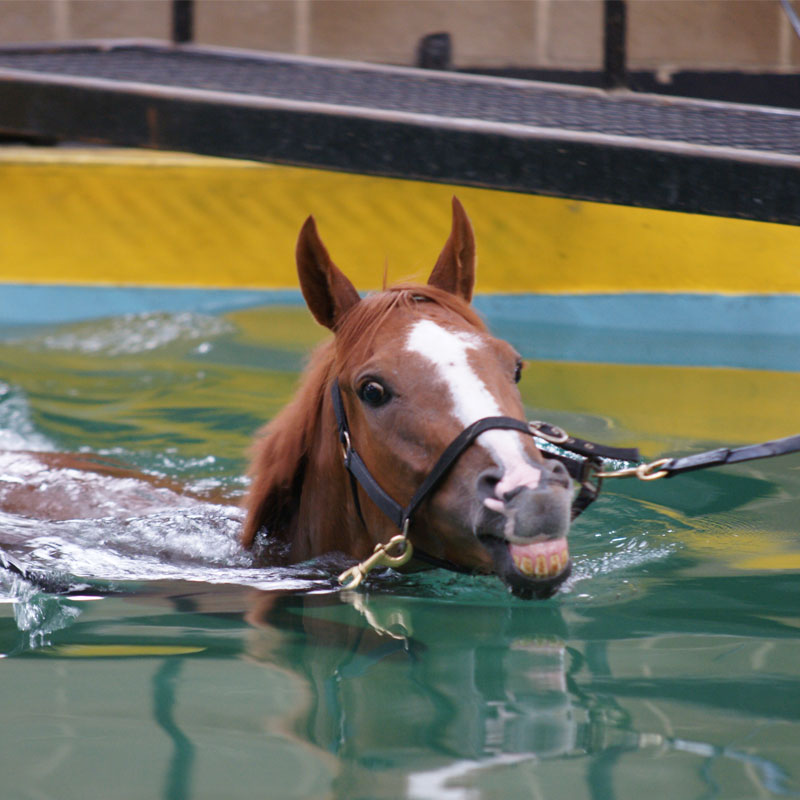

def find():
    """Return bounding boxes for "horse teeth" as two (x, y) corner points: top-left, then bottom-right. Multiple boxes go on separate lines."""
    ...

(512, 553), (535, 576)
(512, 542), (569, 578)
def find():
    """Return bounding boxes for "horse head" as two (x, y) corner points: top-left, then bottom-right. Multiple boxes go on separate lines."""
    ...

(243, 198), (573, 599)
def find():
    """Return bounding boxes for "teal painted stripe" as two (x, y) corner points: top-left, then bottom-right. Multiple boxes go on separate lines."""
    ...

(1, 285), (799, 372)
(0, 285), (303, 326)
(476, 294), (800, 336)
(475, 294), (800, 372)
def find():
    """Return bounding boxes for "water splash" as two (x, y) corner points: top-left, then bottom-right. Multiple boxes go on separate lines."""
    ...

(0, 382), (55, 451)
(0, 565), (84, 652)
(17, 311), (234, 356)
(1, 504), (342, 594)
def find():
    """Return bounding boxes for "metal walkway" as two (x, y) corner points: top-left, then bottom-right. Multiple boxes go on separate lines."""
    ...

(1, 41), (798, 224)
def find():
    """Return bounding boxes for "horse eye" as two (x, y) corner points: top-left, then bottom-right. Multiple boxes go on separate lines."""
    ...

(359, 380), (387, 407)
(513, 361), (523, 384)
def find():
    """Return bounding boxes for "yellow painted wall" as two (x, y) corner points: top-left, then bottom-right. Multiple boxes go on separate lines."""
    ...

(520, 360), (800, 453)
(2, 147), (799, 294)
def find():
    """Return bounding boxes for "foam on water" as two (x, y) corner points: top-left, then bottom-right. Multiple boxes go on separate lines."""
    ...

(0, 505), (346, 591)
(0, 502), (347, 652)
(0, 372), (337, 604)
(16, 311), (235, 356)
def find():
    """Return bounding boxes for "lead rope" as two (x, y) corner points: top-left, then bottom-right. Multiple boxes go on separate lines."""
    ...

(336, 400), (800, 590)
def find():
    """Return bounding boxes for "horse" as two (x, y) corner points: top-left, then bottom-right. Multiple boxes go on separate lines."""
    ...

(243, 198), (573, 599)
(0, 450), (215, 522)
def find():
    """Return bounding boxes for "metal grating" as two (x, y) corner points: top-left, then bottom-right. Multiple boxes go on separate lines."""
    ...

(0, 43), (798, 156)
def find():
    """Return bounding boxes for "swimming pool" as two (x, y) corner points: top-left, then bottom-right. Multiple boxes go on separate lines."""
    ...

(1, 297), (799, 800)
(2, 146), (800, 799)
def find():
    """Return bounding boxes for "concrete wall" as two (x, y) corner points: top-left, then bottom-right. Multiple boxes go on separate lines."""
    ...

(1, 0), (798, 72)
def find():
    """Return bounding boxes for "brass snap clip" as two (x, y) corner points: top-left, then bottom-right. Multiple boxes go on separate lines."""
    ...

(338, 528), (414, 591)
(596, 457), (672, 482)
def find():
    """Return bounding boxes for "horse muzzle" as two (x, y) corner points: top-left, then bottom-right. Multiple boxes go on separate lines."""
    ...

(475, 460), (573, 599)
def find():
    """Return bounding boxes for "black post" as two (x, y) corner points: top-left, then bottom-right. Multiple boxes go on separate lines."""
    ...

(172, 0), (194, 44)
(603, 0), (627, 89)
(416, 33), (453, 70)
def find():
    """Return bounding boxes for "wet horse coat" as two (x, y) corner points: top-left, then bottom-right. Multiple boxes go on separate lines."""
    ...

(244, 198), (573, 599)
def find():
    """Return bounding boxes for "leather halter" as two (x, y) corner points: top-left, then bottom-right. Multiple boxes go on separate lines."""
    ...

(330, 379), (642, 538)
(331, 378), (538, 534)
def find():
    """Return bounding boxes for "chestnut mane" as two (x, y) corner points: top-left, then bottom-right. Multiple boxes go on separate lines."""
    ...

(242, 284), (486, 549)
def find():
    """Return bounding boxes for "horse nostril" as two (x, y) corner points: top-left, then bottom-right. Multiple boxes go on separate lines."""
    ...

(544, 459), (571, 490)
(477, 467), (502, 500)
(502, 485), (524, 502)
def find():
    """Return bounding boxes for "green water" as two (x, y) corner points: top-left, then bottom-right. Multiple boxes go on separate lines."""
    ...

(1, 306), (799, 800)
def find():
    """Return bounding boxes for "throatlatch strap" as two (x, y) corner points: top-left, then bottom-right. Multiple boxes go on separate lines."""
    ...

(344, 447), (405, 529)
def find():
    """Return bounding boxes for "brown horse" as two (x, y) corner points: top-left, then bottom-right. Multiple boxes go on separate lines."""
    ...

(243, 198), (573, 599)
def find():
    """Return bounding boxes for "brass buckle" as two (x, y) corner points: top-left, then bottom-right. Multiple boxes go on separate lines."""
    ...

(340, 430), (351, 461)
(528, 421), (570, 445)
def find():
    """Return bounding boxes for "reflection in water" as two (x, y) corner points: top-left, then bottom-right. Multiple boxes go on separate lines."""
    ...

(243, 590), (797, 800)
(2, 569), (798, 799)
(153, 659), (194, 800)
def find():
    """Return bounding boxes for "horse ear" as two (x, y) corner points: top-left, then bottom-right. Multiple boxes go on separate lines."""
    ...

(427, 196), (476, 303)
(296, 216), (361, 329)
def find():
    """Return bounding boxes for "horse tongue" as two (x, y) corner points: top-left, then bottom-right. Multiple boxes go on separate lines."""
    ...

(509, 538), (569, 579)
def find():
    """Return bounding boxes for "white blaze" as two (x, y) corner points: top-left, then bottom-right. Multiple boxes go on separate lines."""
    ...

(405, 319), (542, 505)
